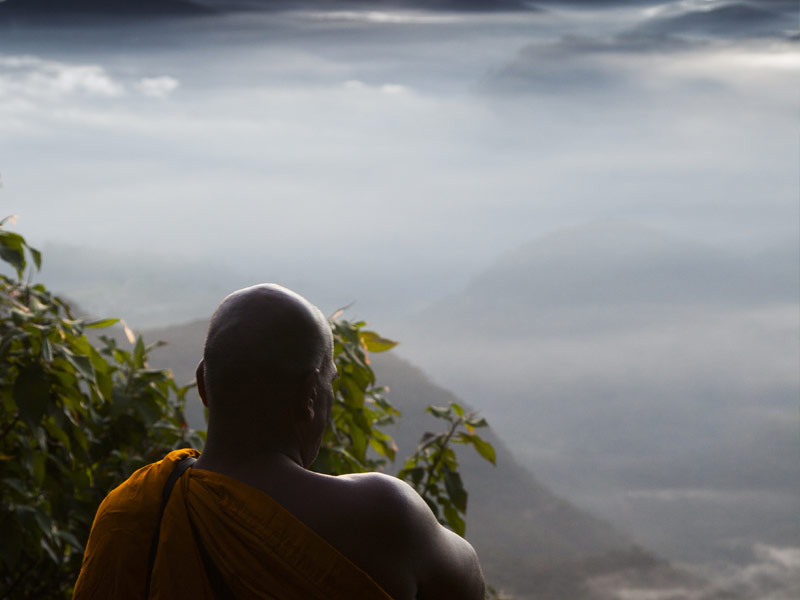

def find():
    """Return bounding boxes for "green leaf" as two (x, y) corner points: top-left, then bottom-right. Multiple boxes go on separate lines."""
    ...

(0, 329), (27, 358)
(63, 350), (94, 382)
(443, 503), (466, 537)
(423, 495), (440, 519)
(41, 338), (52, 362)
(451, 402), (464, 417)
(360, 330), (398, 352)
(14, 366), (50, 428)
(466, 416), (488, 429)
(43, 418), (71, 453)
(426, 405), (450, 419)
(4, 478), (27, 496)
(29, 247), (42, 270)
(464, 434), (497, 466)
(443, 467), (468, 512)
(40, 537), (58, 563)
(369, 437), (396, 461)
(133, 335), (146, 368)
(32, 452), (46, 487)
(400, 466), (426, 487)
(0, 231), (26, 277)
(84, 318), (120, 329)
(54, 529), (82, 551)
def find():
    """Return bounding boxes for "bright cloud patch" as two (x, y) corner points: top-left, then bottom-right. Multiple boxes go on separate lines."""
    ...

(342, 80), (409, 95)
(343, 79), (366, 90)
(0, 55), (180, 104)
(137, 76), (180, 99)
(380, 83), (407, 95)
(0, 55), (124, 100)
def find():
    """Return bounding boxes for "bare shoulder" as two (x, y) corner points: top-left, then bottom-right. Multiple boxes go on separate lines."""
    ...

(337, 471), (423, 513)
(335, 472), (486, 600)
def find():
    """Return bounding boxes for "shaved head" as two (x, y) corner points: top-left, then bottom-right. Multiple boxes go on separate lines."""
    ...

(202, 284), (333, 413)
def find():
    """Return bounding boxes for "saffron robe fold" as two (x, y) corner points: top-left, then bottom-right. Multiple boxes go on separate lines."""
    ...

(73, 449), (394, 600)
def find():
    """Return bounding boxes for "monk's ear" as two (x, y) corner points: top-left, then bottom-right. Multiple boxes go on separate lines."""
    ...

(196, 361), (209, 408)
(298, 370), (318, 422)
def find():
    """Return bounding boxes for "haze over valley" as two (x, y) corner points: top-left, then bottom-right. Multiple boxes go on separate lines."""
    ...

(2, 0), (798, 597)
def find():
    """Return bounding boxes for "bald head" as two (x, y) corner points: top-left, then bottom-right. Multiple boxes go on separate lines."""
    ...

(202, 284), (332, 412)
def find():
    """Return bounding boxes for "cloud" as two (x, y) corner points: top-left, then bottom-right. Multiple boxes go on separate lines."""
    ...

(137, 76), (180, 98)
(200, 1), (532, 15)
(343, 79), (367, 90)
(588, 543), (800, 600)
(304, 10), (466, 24)
(633, 1), (795, 39)
(703, 544), (800, 600)
(0, 54), (182, 106)
(380, 83), (407, 94)
(342, 79), (410, 95)
(0, 55), (125, 100)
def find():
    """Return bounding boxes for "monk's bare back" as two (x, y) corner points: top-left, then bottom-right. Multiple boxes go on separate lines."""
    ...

(194, 284), (486, 599)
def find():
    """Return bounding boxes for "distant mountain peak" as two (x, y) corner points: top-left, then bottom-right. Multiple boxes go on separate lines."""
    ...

(417, 221), (797, 335)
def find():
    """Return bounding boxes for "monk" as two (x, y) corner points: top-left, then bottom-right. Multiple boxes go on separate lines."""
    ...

(73, 284), (485, 600)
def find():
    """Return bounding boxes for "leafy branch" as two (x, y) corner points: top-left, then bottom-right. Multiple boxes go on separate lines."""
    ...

(312, 317), (400, 474)
(398, 402), (496, 536)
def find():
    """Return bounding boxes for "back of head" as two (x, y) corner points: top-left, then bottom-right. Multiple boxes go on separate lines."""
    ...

(202, 284), (331, 420)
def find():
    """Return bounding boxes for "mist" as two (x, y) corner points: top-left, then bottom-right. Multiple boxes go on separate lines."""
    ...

(1, 0), (798, 596)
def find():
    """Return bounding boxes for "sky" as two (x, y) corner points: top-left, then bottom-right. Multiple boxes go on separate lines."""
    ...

(1, 0), (798, 585)
(1, 0), (796, 325)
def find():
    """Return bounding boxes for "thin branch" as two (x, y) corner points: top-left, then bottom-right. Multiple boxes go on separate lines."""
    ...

(422, 416), (463, 499)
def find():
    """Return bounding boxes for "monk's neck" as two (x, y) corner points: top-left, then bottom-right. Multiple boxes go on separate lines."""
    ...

(195, 434), (306, 475)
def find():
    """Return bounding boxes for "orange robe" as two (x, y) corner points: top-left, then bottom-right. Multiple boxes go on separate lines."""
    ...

(73, 449), (394, 600)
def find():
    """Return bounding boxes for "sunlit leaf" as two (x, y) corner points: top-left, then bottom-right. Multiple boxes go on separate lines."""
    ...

(463, 434), (496, 466)
(84, 318), (119, 329)
(360, 330), (399, 352)
(120, 319), (136, 344)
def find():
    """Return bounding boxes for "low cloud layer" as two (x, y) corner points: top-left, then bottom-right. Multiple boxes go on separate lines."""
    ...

(0, 54), (179, 102)
(588, 543), (800, 600)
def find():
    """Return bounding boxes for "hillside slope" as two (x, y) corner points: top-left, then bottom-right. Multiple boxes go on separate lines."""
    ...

(397, 221), (800, 562)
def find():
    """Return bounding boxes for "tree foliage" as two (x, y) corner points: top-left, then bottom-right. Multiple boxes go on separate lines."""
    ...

(0, 224), (202, 598)
(311, 317), (401, 475)
(0, 220), (495, 598)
